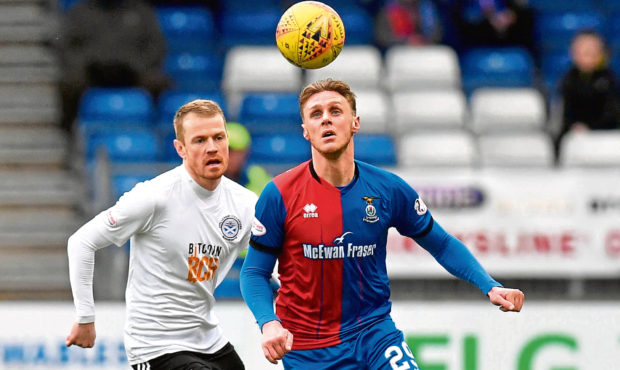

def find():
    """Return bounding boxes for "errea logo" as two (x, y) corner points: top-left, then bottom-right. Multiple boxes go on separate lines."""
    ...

(303, 203), (318, 218)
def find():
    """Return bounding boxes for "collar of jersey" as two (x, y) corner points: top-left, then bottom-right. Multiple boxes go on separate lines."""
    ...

(179, 165), (221, 206)
(308, 160), (359, 194)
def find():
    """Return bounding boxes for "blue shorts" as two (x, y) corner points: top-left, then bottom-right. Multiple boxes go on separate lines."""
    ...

(282, 317), (419, 370)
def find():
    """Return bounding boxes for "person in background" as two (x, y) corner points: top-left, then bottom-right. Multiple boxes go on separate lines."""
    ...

(57, 0), (170, 131)
(374, 0), (442, 51)
(224, 122), (272, 196)
(447, 0), (534, 52)
(555, 30), (620, 161)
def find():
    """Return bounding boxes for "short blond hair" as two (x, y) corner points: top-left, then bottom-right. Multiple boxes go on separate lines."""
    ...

(173, 99), (226, 142)
(299, 79), (357, 119)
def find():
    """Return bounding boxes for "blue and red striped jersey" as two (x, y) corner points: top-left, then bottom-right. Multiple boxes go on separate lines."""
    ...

(249, 160), (433, 350)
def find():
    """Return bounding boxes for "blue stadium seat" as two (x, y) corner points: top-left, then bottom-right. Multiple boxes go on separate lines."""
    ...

(461, 47), (534, 94)
(112, 173), (153, 198)
(158, 89), (228, 125)
(57, 0), (83, 11)
(164, 52), (223, 91)
(85, 128), (161, 163)
(162, 129), (181, 163)
(249, 133), (310, 165)
(527, 0), (596, 12)
(219, 0), (280, 11)
(354, 134), (397, 167)
(239, 93), (300, 134)
(78, 87), (155, 123)
(156, 6), (216, 53)
(219, 9), (281, 48)
(605, 13), (620, 52)
(541, 51), (572, 94)
(535, 11), (606, 52)
(338, 7), (374, 45)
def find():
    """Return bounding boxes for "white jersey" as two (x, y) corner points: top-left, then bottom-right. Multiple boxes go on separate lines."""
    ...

(67, 165), (257, 365)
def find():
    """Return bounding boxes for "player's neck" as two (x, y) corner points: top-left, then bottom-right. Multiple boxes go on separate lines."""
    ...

(312, 151), (355, 187)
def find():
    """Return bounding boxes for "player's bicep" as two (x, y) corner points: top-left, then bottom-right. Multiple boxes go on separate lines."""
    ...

(95, 183), (156, 247)
(250, 181), (286, 253)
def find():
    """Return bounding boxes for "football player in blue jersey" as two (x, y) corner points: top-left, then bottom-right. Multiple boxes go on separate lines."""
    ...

(240, 79), (524, 369)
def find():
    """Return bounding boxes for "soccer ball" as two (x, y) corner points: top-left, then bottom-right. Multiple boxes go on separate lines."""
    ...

(275, 1), (345, 69)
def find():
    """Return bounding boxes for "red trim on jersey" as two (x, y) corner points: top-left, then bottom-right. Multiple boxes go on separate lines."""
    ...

(272, 161), (345, 350)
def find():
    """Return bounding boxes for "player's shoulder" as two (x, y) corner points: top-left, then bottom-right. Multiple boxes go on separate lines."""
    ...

(272, 161), (311, 184)
(356, 160), (402, 183)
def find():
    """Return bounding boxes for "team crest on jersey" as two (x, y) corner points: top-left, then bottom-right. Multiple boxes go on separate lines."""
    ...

(414, 197), (428, 215)
(251, 217), (266, 236)
(362, 196), (380, 223)
(303, 203), (318, 218)
(219, 215), (241, 241)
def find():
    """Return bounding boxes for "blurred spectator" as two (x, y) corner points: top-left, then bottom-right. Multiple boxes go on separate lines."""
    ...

(225, 122), (272, 196)
(57, 0), (170, 131)
(374, 0), (442, 50)
(555, 30), (620, 160)
(448, 0), (534, 52)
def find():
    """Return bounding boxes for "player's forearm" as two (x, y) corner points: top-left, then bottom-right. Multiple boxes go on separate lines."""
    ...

(67, 220), (113, 322)
(415, 221), (501, 294)
(240, 247), (280, 329)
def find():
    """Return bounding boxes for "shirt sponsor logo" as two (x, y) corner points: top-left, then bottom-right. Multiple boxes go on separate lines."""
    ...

(187, 242), (222, 283)
(302, 231), (377, 260)
(219, 215), (241, 241)
(362, 196), (380, 223)
(251, 217), (267, 236)
(303, 203), (318, 218)
(414, 197), (428, 215)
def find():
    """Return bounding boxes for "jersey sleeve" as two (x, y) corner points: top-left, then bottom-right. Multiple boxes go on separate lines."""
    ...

(94, 182), (158, 247)
(67, 182), (157, 322)
(249, 181), (286, 254)
(389, 174), (433, 238)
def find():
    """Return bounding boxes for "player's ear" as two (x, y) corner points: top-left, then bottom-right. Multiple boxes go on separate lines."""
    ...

(351, 117), (360, 133)
(173, 139), (186, 160)
(301, 124), (309, 140)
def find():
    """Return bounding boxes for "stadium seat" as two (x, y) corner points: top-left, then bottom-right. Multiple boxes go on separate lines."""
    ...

(398, 130), (477, 168)
(535, 11), (606, 53)
(392, 89), (467, 133)
(541, 51), (572, 95)
(384, 45), (461, 92)
(461, 47), (535, 94)
(85, 128), (160, 163)
(559, 131), (620, 168)
(305, 45), (383, 90)
(249, 132), (310, 165)
(78, 87), (155, 124)
(155, 6), (216, 53)
(470, 88), (546, 134)
(605, 13), (620, 53)
(478, 132), (554, 168)
(219, 8), (281, 48)
(222, 46), (303, 117)
(111, 173), (153, 198)
(354, 134), (397, 167)
(157, 89), (228, 126)
(354, 89), (391, 134)
(527, 0), (596, 12)
(337, 6), (374, 45)
(238, 92), (300, 134)
(219, 0), (280, 11)
(164, 52), (223, 91)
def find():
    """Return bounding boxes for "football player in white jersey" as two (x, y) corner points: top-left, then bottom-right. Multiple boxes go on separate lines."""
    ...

(65, 99), (257, 369)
